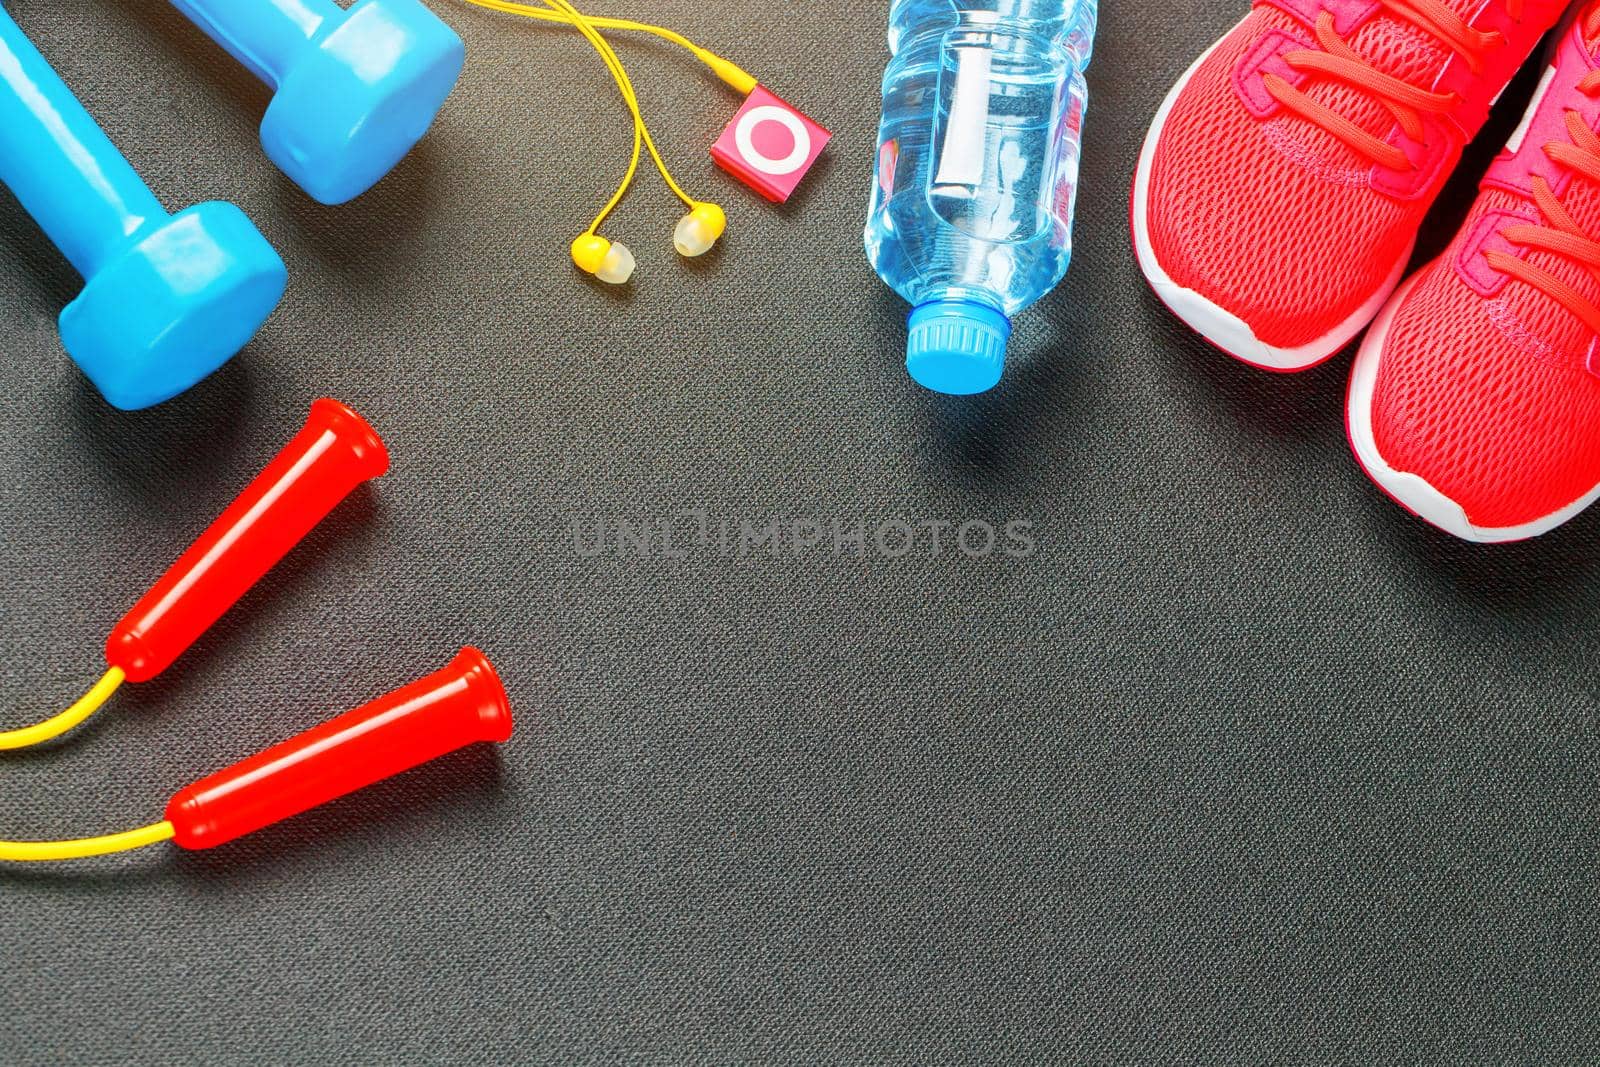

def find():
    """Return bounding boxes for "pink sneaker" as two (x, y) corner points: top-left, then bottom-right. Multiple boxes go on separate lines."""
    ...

(1133, 0), (1566, 371)
(1350, 5), (1600, 543)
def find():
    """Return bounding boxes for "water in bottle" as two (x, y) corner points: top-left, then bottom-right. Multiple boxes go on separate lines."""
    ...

(866, 0), (1097, 395)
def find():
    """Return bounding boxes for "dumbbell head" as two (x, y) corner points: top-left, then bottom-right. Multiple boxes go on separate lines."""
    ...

(58, 203), (288, 411)
(262, 0), (465, 205)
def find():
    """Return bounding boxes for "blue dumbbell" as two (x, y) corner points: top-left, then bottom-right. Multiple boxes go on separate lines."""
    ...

(168, 0), (466, 205)
(0, 6), (287, 411)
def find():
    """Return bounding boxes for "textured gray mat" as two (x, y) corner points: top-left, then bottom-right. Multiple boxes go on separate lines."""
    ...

(0, 1), (1596, 1063)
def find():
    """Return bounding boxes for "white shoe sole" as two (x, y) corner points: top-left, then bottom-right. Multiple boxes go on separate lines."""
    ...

(1131, 18), (1412, 372)
(1347, 269), (1600, 543)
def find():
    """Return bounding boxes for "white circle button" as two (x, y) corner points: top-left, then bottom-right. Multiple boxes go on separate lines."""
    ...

(734, 106), (813, 177)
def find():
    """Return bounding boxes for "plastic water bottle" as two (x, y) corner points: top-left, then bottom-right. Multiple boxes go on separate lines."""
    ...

(866, 0), (1097, 395)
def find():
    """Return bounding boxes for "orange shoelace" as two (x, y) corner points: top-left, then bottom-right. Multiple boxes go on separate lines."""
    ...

(1486, 10), (1600, 336)
(1264, 0), (1523, 170)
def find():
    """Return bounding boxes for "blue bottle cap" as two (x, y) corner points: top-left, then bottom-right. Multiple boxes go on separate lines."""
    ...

(906, 300), (1012, 396)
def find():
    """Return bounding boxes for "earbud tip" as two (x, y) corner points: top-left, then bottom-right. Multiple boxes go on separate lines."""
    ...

(572, 234), (634, 285)
(674, 218), (714, 258)
(596, 242), (636, 285)
(674, 203), (727, 258)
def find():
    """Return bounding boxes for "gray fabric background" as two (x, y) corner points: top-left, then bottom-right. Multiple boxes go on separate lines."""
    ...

(1, 1), (1597, 1063)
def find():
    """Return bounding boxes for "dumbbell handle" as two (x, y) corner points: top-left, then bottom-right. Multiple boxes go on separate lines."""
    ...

(0, 8), (166, 279)
(168, 0), (333, 86)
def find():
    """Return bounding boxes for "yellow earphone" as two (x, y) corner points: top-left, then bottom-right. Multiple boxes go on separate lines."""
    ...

(457, 0), (755, 284)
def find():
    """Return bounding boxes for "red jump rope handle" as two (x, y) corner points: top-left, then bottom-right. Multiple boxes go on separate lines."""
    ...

(106, 399), (388, 683)
(165, 648), (513, 850)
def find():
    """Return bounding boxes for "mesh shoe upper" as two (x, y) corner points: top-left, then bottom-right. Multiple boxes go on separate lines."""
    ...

(1144, 0), (1566, 352)
(1365, 11), (1600, 531)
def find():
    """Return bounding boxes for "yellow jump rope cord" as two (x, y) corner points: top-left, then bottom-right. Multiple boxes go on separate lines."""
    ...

(0, 667), (125, 751)
(0, 821), (173, 863)
(0, 668), (155, 862)
(456, 0), (740, 229)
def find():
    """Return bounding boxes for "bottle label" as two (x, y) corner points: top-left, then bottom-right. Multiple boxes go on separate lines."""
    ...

(933, 44), (993, 190)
